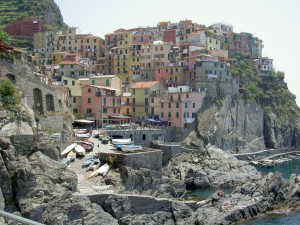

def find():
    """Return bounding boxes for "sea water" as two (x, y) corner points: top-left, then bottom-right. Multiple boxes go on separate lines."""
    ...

(189, 156), (300, 224)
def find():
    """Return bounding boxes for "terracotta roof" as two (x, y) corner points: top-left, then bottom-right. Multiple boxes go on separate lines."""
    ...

(131, 81), (159, 89)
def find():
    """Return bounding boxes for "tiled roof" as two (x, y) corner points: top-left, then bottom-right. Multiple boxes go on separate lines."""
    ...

(131, 81), (159, 89)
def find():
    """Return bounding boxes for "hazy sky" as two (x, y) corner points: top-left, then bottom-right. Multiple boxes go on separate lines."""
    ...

(55, 0), (300, 106)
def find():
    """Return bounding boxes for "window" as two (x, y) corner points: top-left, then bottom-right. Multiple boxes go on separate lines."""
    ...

(88, 88), (91, 93)
(151, 98), (154, 103)
(168, 103), (171, 108)
(103, 108), (107, 113)
(145, 89), (148, 94)
(186, 93), (189, 98)
(161, 103), (164, 108)
(73, 97), (76, 103)
(132, 98), (135, 105)
(86, 108), (92, 113)
(176, 102), (179, 108)
(106, 79), (109, 86)
(133, 107), (135, 113)
(168, 112), (171, 118)
(63, 80), (68, 85)
(193, 103), (196, 108)
(132, 89), (135, 95)
(113, 108), (116, 113)
(61, 65), (64, 68)
(92, 80), (95, 85)
(88, 98), (91, 103)
(176, 112), (179, 118)
(185, 103), (188, 108)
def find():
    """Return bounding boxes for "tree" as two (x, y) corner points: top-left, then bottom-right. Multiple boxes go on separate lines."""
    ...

(0, 30), (9, 42)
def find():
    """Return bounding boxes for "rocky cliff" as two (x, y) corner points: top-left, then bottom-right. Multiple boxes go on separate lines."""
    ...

(183, 95), (300, 153)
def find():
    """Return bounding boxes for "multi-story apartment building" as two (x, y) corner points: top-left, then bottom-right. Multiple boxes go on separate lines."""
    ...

(160, 86), (206, 127)
(230, 32), (263, 58)
(59, 53), (90, 80)
(253, 57), (274, 75)
(130, 81), (166, 122)
(5, 17), (50, 38)
(62, 76), (83, 114)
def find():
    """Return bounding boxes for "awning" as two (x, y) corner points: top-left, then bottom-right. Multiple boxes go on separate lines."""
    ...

(74, 119), (94, 124)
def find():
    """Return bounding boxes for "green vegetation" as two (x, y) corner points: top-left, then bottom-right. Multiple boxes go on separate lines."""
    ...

(0, 0), (66, 29)
(228, 53), (300, 118)
(0, 78), (31, 123)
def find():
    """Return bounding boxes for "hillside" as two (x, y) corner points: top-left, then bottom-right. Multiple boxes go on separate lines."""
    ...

(0, 0), (66, 29)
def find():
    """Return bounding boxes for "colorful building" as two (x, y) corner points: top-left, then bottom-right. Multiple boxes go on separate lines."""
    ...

(130, 81), (166, 122)
(160, 86), (206, 127)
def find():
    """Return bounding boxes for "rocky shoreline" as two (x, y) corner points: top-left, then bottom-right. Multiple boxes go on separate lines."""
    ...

(1, 135), (300, 225)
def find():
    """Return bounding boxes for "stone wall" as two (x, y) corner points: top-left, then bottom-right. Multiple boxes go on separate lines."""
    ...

(151, 141), (182, 166)
(38, 115), (64, 132)
(106, 129), (165, 147)
(99, 149), (162, 171)
(0, 59), (70, 132)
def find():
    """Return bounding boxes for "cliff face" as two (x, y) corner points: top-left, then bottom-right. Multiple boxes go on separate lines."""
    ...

(184, 95), (300, 153)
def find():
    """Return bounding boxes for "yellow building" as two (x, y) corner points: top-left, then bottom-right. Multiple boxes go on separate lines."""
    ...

(62, 76), (84, 114)
(205, 30), (221, 51)
(121, 92), (132, 116)
(130, 81), (166, 122)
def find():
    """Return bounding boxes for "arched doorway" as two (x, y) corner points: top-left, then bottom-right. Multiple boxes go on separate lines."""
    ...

(46, 94), (55, 111)
(33, 88), (44, 113)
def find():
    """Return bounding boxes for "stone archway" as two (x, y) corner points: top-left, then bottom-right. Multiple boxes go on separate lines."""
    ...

(33, 88), (44, 113)
(46, 94), (55, 111)
(6, 73), (16, 83)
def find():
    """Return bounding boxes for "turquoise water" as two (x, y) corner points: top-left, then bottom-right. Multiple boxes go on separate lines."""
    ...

(241, 210), (300, 225)
(255, 157), (300, 179)
(189, 156), (300, 224)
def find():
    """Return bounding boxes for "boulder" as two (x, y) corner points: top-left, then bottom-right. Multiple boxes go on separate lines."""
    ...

(103, 195), (132, 219)
(0, 122), (33, 136)
(0, 137), (10, 150)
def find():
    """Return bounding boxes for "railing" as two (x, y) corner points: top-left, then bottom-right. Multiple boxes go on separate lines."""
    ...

(0, 210), (45, 225)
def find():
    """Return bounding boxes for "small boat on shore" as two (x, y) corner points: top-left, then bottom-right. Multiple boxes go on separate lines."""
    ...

(112, 138), (133, 145)
(81, 140), (94, 151)
(88, 163), (109, 179)
(67, 150), (76, 162)
(61, 143), (77, 155)
(115, 144), (143, 153)
(74, 144), (86, 156)
(86, 159), (101, 172)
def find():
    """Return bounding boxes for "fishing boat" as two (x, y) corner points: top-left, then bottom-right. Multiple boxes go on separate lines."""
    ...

(86, 159), (101, 172)
(61, 143), (77, 155)
(88, 163), (109, 179)
(115, 144), (143, 153)
(112, 138), (133, 145)
(74, 144), (86, 156)
(67, 150), (76, 162)
(81, 140), (94, 151)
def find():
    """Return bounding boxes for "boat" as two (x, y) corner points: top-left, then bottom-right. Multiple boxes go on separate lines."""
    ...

(67, 150), (76, 162)
(112, 138), (133, 145)
(81, 140), (94, 151)
(88, 163), (109, 179)
(61, 143), (77, 155)
(101, 137), (110, 144)
(75, 133), (90, 139)
(82, 157), (97, 167)
(74, 144), (86, 156)
(86, 159), (101, 172)
(115, 144), (143, 153)
(73, 129), (88, 134)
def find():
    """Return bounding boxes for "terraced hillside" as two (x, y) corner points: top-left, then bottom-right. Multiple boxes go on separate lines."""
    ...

(0, 0), (65, 29)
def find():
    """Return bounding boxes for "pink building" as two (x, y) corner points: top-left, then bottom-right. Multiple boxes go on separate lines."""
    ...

(159, 86), (206, 128)
(132, 30), (154, 44)
(81, 84), (122, 127)
(253, 57), (273, 75)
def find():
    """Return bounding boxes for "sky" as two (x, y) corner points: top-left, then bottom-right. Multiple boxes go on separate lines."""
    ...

(55, 0), (300, 106)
